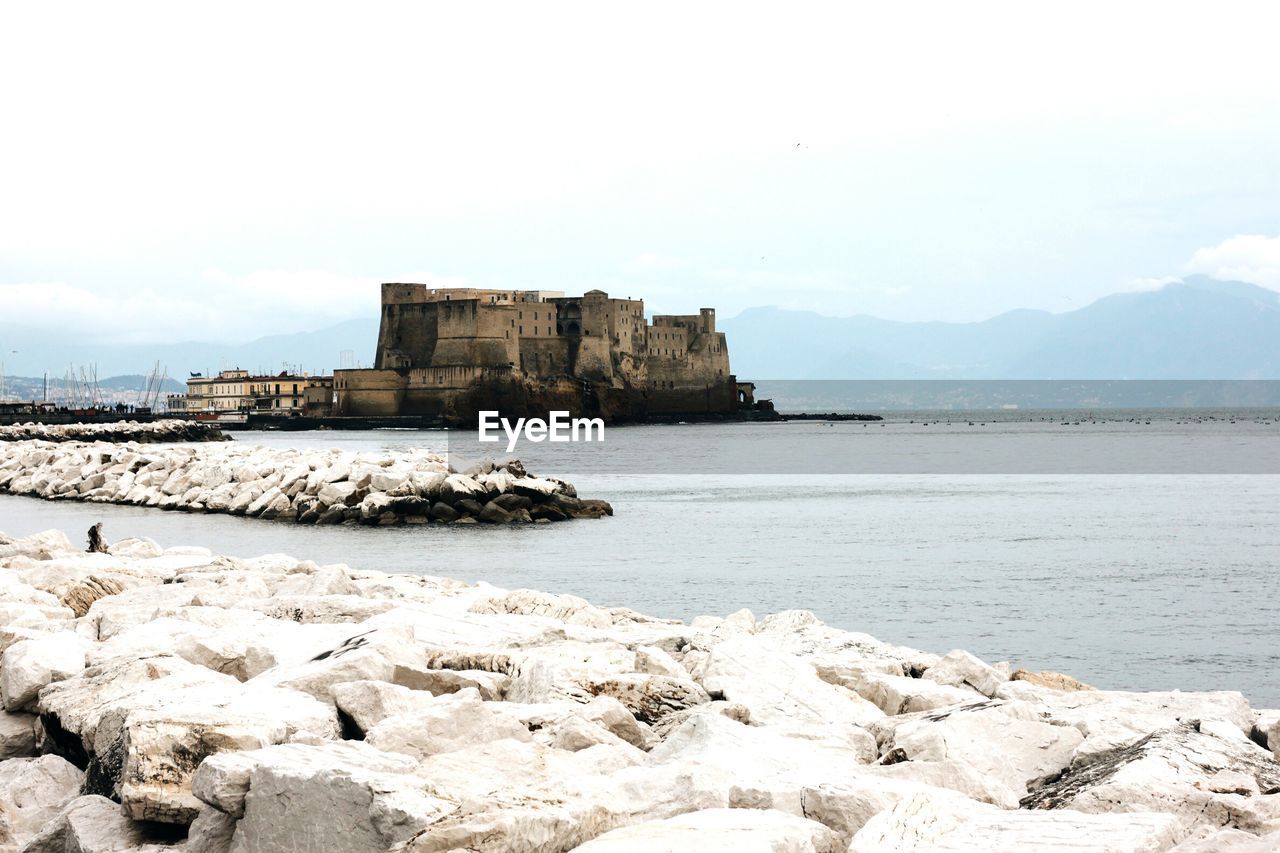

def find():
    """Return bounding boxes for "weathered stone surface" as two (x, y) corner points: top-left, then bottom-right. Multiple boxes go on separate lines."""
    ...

(922, 649), (1008, 697)
(575, 808), (843, 852)
(1031, 687), (1256, 764)
(364, 687), (531, 759)
(881, 700), (1084, 794)
(195, 741), (450, 850)
(1012, 668), (1095, 692)
(849, 791), (1183, 852)
(1022, 722), (1280, 832)
(15, 794), (159, 853)
(0, 709), (38, 759)
(852, 672), (980, 716)
(1, 632), (87, 710)
(697, 634), (883, 729)
(0, 754), (85, 847)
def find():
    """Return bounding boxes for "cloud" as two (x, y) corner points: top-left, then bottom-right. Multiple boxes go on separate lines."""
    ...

(0, 271), (461, 345)
(1185, 235), (1280, 290)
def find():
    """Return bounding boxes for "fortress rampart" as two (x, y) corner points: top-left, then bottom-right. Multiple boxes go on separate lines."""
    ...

(336, 283), (741, 422)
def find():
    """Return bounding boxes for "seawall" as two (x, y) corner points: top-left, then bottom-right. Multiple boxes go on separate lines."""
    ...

(0, 440), (611, 526)
(0, 529), (1275, 850)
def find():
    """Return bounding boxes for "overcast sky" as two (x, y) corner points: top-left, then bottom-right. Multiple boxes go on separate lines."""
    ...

(3, 1), (1280, 345)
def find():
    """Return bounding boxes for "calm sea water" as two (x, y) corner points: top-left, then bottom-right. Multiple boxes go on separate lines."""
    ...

(2, 413), (1278, 705)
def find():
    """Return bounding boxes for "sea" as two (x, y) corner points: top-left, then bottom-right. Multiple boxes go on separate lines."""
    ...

(2, 395), (1278, 705)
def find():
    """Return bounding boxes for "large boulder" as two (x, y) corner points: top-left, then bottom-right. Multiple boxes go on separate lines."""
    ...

(880, 700), (1083, 795)
(1, 632), (87, 710)
(1022, 722), (1280, 833)
(575, 808), (843, 852)
(192, 741), (451, 850)
(696, 635), (883, 729)
(921, 649), (1007, 698)
(363, 687), (531, 758)
(0, 755), (85, 847)
(849, 790), (1183, 852)
(0, 709), (38, 759)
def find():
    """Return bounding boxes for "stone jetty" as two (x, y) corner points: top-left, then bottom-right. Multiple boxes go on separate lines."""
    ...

(0, 420), (227, 444)
(0, 440), (611, 525)
(0, 529), (1277, 851)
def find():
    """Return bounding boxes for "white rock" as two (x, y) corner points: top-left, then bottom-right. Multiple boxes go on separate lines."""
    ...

(0, 709), (38, 759)
(193, 741), (449, 850)
(0, 754), (86, 846)
(849, 791), (1183, 852)
(575, 808), (843, 852)
(1, 631), (87, 710)
(922, 649), (1008, 697)
(364, 687), (531, 759)
(1022, 722), (1280, 833)
(852, 672), (981, 715)
(698, 634), (884, 728)
(884, 700), (1083, 794)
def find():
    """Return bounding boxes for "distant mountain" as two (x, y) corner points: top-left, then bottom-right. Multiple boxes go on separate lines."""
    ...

(2, 277), (1277, 381)
(0, 317), (380, 379)
(721, 277), (1280, 379)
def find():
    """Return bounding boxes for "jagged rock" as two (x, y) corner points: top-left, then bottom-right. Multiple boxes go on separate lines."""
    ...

(187, 804), (237, 853)
(1011, 669), (1095, 692)
(1, 709), (38, 759)
(1022, 722), (1280, 832)
(364, 687), (531, 758)
(859, 759), (1020, 808)
(851, 672), (981, 716)
(392, 667), (509, 700)
(16, 795), (150, 852)
(1031, 688), (1255, 764)
(112, 684), (338, 824)
(0, 442), (601, 526)
(250, 626), (425, 701)
(1170, 827), (1280, 851)
(882, 700), (1083, 795)
(1252, 709), (1279, 760)
(697, 635), (883, 728)
(849, 790), (1183, 852)
(192, 741), (449, 849)
(0, 755), (85, 847)
(399, 740), (710, 851)
(647, 712), (876, 813)
(1, 632), (87, 710)
(575, 808), (843, 852)
(922, 649), (1007, 697)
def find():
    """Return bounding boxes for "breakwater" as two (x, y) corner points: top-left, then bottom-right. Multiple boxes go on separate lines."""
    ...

(0, 527), (1276, 850)
(0, 419), (227, 444)
(0, 440), (611, 526)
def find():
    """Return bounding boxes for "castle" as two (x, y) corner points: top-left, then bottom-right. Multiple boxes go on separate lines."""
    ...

(334, 284), (753, 423)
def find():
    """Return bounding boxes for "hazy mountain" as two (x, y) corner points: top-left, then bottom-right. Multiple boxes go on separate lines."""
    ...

(721, 277), (1280, 379)
(0, 318), (381, 380)
(2, 277), (1277, 381)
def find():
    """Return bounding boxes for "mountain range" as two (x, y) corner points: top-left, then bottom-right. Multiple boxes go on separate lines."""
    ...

(1, 276), (1277, 382)
(720, 276), (1280, 379)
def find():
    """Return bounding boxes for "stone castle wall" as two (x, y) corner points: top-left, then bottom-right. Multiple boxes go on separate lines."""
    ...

(341, 283), (741, 422)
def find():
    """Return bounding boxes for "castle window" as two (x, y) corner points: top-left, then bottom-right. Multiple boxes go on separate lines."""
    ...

(519, 326), (523, 335)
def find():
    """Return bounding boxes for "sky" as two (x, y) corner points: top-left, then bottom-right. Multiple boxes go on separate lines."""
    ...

(3, 1), (1280, 346)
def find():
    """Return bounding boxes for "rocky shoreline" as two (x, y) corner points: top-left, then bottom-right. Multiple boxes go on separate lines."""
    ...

(0, 420), (228, 444)
(0, 527), (1276, 851)
(0, 440), (611, 526)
